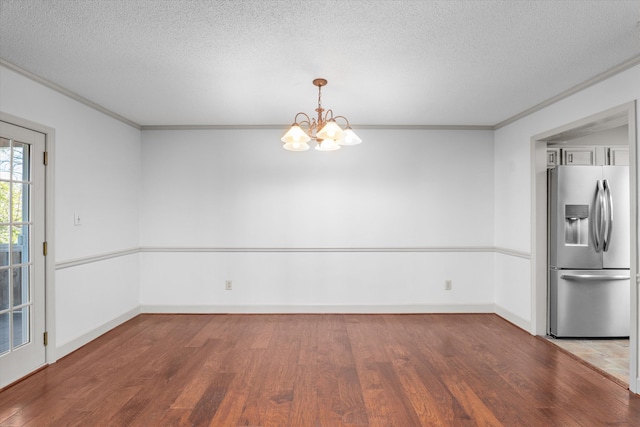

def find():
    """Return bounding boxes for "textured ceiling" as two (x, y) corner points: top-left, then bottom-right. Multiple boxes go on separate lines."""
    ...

(0, 0), (639, 128)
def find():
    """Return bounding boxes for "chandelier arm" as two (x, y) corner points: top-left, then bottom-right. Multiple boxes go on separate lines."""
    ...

(297, 118), (312, 128)
(294, 112), (311, 125)
(323, 109), (335, 122)
(333, 115), (351, 128)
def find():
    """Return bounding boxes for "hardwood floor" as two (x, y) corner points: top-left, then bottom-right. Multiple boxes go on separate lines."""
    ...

(1, 313), (639, 426)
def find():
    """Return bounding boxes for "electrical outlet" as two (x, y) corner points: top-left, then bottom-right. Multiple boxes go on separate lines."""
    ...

(225, 280), (233, 290)
(445, 280), (452, 290)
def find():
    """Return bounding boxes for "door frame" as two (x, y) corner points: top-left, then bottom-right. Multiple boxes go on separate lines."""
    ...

(0, 112), (56, 367)
(530, 101), (638, 393)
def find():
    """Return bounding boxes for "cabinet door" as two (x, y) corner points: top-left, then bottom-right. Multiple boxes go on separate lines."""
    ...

(594, 146), (607, 166)
(608, 147), (629, 165)
(547, 148), (560, 168)
(562, 147), (595, 165)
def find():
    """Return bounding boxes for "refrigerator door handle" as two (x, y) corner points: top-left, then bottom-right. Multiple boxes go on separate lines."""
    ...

(593, 180), (605, 252)
(560, 274), (630, 281)
(603, 179), (613, 252)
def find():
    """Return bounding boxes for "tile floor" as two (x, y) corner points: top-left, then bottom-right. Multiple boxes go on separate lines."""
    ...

(545, 336), (629, 385)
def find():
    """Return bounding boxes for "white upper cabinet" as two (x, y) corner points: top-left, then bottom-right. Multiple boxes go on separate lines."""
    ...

(608, 147), (629, 166)
(547, 148), (560, 168)
(562, 147), (596, 165)
(548, 146), (629, 167)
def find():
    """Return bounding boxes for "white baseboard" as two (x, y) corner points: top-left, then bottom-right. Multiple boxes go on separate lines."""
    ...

(54, 307), (140, 360)
(51, 304), (522, 362)
(139, 304), (495, 314)
(494, 304), (532, 333)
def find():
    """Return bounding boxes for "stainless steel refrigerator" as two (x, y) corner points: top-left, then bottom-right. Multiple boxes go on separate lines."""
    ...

(549, 165), (630, 338)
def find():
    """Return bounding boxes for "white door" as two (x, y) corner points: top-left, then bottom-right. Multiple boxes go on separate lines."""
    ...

(0, 121), (46, 388)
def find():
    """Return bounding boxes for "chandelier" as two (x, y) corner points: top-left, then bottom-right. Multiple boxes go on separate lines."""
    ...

(281, 78), (362, 152)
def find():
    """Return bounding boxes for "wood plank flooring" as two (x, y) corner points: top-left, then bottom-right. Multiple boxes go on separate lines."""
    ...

(1, 313), (640, 426)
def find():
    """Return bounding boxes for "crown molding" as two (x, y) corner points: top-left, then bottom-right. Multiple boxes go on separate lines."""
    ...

(339, 124), (495, 131)
(3, 54), (639, 132)
(494, 54), (640, 130)
(0, 58), (142, 130)
(140, 124), (495, 131)
(140, 124), (285, 130)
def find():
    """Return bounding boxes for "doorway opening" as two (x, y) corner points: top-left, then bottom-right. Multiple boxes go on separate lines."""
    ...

(531, 102), (638, 392)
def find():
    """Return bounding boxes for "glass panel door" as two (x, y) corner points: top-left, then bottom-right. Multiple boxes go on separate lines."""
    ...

(0, 122), (46, 388)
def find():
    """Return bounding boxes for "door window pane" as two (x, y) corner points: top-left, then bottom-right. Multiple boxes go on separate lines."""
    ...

(15, 225), (29, 264)
(0, 182), (8, 224)
(13, 306), (28, 348)
(0, 225), (9, 267)
(12, 183), (29, 223)
(12, 266), (29, 306)
(11, 142), (29, 181)
(0, 138), (10, 180)
(0, 311), (9, 355)
(0, 268), (8, 310)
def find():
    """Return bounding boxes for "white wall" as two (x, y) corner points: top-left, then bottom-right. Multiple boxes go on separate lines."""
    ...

(139, 128), (496, 311)
(0, 65), (141, 357)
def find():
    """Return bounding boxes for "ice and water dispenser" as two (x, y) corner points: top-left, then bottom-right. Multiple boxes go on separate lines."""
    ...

(564, 204), (589, 246)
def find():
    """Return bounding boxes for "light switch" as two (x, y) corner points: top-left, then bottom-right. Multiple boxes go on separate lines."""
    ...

(74, 212), (82, 226)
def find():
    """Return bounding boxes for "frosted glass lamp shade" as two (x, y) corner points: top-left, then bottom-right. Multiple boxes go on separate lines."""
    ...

(315, 120), (344, 141)
(315, 138), (341, 151)
(283, 141), (310, 151)
(281, 124), (311, 144)
(337, 128), (362, 146)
